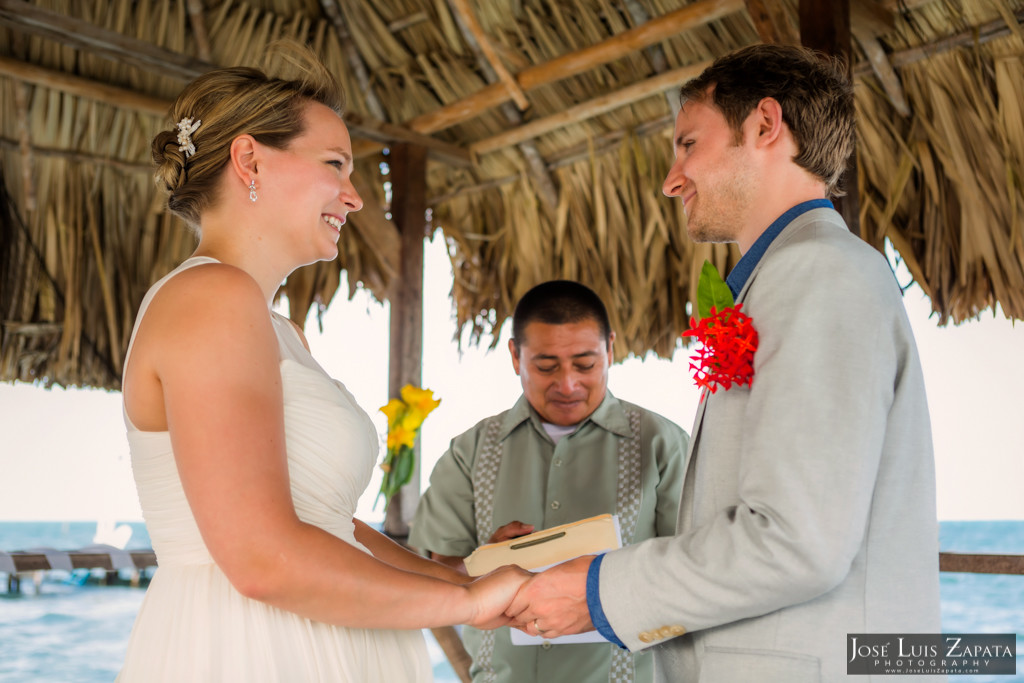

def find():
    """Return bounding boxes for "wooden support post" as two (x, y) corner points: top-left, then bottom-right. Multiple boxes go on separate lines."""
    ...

(799, 0), (861, 238)
(384, 143), (428, 538)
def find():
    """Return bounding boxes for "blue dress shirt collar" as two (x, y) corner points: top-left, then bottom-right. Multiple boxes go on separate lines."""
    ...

(725, 199), (834, 298)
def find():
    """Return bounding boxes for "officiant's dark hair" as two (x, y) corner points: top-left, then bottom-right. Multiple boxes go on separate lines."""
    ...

(512, 280), (612, 351)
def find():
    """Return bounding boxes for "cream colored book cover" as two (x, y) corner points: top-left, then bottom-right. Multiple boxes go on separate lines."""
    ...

(463, 513), (622, 577)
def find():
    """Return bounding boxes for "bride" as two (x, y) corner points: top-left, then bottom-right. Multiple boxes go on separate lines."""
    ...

(118, 43), (527, 681)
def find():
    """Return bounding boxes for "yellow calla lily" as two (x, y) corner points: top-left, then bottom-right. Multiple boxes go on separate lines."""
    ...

(377, 385), (441, 511)
(379, 398), (406, 428)
(386, 422), (417, 451)
(400, 384), (441, 418)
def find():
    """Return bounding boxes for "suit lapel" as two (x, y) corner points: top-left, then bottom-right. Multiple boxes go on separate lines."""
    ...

(677, 388), (709, 530)
(675, 208), (845, 533)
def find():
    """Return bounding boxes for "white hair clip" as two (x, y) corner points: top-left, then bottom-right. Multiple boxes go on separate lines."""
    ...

(176, 117), (202, 158)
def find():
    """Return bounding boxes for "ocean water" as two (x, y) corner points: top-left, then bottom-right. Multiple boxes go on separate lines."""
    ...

(1, 520), (1021, 682)
(0, 521), (461, 683)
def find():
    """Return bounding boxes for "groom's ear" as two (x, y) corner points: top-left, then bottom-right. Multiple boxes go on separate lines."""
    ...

(751, 97), (785, 148)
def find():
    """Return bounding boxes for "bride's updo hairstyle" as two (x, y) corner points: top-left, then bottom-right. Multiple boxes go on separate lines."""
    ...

(152, 41), (345, 229)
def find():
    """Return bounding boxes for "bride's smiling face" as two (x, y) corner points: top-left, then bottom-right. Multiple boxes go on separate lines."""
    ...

(259, 102), (363, 266)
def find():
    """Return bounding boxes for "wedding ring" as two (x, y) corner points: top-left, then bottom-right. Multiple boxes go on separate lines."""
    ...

(534, 619), (544, 634)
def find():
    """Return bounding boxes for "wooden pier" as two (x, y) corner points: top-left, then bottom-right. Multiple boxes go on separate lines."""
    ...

(0, 547), (1019, 683)
(2, 548), (156, 593)
(1, 549), (1021, 580)
(938, 552), (1024, 575)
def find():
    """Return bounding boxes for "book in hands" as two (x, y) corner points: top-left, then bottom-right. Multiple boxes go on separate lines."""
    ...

(465, 513), (622, 647)
(464, 513), (622, 576)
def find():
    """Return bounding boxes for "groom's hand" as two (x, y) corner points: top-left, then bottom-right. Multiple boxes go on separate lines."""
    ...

(505, 555), (595, 639)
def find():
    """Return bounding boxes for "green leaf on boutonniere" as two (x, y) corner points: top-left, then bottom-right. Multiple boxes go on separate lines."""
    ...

(696, 260), (734, 319)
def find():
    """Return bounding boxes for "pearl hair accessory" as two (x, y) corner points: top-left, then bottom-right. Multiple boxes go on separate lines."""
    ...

(249, 179), (258, 202)
(176, 117), (201, 158)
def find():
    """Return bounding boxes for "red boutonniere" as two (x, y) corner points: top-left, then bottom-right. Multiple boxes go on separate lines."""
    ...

(682, 260), (759, 394)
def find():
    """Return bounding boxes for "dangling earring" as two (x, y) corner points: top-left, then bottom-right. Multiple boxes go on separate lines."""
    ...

(248, 179), (258, 203)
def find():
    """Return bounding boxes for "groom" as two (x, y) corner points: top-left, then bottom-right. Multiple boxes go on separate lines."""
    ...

(506, 44), (943, 683)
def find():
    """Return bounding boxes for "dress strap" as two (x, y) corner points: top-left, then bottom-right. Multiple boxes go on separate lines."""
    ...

(122, 256), (219, 432)
(122, 256), (220, 373)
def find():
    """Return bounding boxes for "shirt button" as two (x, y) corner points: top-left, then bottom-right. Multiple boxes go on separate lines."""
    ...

(541, 641), (552, 650)
(550, 501), (561, 510)
(554, 458), (562, 467)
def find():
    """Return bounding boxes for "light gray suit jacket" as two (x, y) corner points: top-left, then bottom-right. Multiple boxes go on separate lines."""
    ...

(599, 208), (943, 682)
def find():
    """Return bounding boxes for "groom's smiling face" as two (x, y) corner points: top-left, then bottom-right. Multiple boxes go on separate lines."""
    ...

(509, 319), (614, 426)
(662, 89), (759, 247)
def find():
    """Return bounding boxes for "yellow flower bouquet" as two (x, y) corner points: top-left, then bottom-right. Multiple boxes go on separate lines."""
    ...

(376, 384), (441, 509)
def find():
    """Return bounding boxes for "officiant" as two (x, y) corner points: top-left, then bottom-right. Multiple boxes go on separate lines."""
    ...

(409, 280), (688, 683)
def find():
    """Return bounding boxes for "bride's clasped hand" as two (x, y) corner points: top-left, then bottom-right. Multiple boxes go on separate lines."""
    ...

(465, 565), (534, 630)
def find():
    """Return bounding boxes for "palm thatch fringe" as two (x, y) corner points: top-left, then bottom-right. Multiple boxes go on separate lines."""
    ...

(1, 0), (1022, 390)
(438, 132), (740, 360)
(856, 31), (1024, 323)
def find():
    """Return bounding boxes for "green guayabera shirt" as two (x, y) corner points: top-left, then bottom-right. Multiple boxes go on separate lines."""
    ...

(410, 392), (688, 683)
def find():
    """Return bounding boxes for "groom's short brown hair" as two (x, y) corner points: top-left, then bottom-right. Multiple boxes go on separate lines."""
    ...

(679, 44), (855, 197)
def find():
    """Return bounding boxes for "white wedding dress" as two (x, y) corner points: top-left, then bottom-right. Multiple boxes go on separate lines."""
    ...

(118, 257), (432, 682)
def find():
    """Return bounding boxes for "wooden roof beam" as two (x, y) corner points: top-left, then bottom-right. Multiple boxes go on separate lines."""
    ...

(318, 0), (388, 122)
(0, 0), (211, 81)
(438, 7), (1024, 202)
(856, 34), (910, 117)
(744, 0), (799, 45)
(401, 0), (744, 136)
(445, 0), (558, 209)
(879, 8), (1024, 70)
(0, 55), (169, 117)
(0, 0), (469, 167)
(448, 0), (530, 111)
(0, 57), (403, 275)
(0, 133), (398, 279)
(622, 0), (681, 112)
(0, 136), (153, 174)
(470, 61), (710, 157)
(429, 114), (674, 206)
(851, 0), (910, 117)
(340, 113), (471, 168)
(186, 0), (213, 62)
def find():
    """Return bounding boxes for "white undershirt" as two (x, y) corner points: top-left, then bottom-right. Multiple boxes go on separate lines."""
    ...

(542, 421), (580, 445)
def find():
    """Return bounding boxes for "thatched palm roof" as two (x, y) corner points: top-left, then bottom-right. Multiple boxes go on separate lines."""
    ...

(1, 0), (1022, 390)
